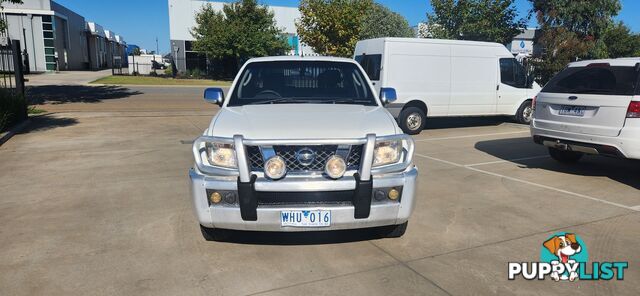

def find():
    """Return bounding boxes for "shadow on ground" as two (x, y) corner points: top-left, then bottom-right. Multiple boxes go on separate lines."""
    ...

(475, 137), (640, 190)
(26, 85), (142, 104)
(19, 114), (78, 133)
(211, 226), (396, 245)
(423, 116), (517, 130)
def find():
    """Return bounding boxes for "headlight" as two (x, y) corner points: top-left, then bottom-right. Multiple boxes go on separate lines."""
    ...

(325, 155), (347, 179)
(265, 156), (287, 180)
(373, 140), (401, 167)
(206, 143), (237, 168)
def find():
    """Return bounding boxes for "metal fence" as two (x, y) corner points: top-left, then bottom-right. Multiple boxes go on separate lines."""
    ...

(0, 40), (25, 96)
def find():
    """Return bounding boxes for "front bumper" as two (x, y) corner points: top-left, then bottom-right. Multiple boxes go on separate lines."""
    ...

(190, 166), (418, 232)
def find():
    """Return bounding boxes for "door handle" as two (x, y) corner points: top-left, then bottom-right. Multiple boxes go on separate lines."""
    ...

(568, 96), (578, 100)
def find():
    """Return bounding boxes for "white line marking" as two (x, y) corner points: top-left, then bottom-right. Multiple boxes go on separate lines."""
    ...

(415, 153), (638, 212)
(632, 206), (640, 211)
(414, 131), (529, 142)
(466, 155), (550, 167)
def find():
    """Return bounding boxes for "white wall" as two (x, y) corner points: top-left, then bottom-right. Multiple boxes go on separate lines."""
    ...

(168, 0), (300, 41)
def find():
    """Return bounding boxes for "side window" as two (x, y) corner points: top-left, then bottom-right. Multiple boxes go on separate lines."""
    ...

(355, 54), (382, 81)
(500, 58), (527, 88)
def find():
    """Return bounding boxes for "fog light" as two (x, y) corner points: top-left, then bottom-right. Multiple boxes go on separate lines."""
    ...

(265, 156), (287, 180)
(224, 192), (237, 204)
(325, 155), (347, 179)
(374, 190), (386, 201)
(388, 188), (400, 200)
(210, 191), (222, 204)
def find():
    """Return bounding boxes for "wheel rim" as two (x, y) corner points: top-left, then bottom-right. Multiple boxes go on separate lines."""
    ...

(406, 113), (422, 130)
(522, 106), (533, 123)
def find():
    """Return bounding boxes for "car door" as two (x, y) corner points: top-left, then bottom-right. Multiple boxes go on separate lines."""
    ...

(497, 58), (529, 114)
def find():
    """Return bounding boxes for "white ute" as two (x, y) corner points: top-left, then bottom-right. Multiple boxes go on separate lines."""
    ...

(354, 38), (541, 134)
(190, 56), (417, 240)
(531, 58), (640, 162)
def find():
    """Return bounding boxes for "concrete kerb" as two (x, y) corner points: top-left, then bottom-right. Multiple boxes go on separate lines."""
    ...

(0, 119), (31, 146)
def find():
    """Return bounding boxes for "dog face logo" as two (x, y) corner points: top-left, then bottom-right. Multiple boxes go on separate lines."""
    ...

(540, 232), (588, 281)
(543, 233), (582, 263)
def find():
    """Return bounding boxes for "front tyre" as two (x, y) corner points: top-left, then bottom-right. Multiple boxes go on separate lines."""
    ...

(381, 222), (408, 238)
(515, 100), (533, 124)
(548, 148), (583, 164)
(399, 107), (426, 135)
(200, 225), (230, 242)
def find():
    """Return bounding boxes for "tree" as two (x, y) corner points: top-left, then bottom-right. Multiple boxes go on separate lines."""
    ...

(426, 0), (526, 44)
(529, 0), (622, 84)
(0, 0), (23, 31)
(131, 47), (142, 56)
(600, 22), (640, 59)
(296, 0), (373, 57)
(191, 0), (290, 73)
(360, 3), (415, 40)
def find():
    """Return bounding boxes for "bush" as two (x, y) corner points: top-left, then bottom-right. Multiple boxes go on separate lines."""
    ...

(0, 90), (28, 133)
(186, 68), (205, 79)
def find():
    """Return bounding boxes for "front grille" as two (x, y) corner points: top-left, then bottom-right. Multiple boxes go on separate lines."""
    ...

(256, 190), (354, 205)
(246, 145), (364, 172)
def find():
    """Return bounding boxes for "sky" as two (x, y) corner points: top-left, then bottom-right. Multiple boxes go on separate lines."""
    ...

(55, 0), (640, 55)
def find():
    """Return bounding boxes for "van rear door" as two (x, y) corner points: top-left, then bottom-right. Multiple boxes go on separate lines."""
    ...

(534, 64), (639, 137)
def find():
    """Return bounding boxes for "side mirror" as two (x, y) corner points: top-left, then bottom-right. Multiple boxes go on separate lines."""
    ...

(380, 88), (397, 106)
(204, 88), (224, 106)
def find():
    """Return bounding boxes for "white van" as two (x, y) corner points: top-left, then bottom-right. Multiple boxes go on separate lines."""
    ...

(354, 38), (541, 134)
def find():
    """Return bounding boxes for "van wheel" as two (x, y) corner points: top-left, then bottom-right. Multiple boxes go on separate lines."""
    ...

(548, 148), (583, 164)
(516, 100), (533, 124)
(399, 107), (426, 135)
(200, 225), (230, 242)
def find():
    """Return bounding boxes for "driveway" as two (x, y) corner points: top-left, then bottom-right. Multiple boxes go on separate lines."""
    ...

(25, 69), (112, 86)
(0, 85), (638, 295)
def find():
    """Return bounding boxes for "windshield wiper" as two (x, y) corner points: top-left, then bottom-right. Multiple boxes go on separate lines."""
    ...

(316, 99), (374, 105)
(246, 98), (307, 105)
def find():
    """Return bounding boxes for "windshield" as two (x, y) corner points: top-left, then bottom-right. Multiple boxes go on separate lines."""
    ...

(542, 65), (640, 96)
(228, 61), (377, 107)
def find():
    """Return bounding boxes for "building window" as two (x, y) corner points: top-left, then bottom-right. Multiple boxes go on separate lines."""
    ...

(42, 15), (56, 71)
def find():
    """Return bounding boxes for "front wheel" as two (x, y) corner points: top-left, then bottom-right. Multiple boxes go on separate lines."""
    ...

(548, 148), (583, 164)
(399, 107), (426, 135)
(515, 100), (533, 124)
(380, 222), (408, 238)
(200, 225), (230, 242)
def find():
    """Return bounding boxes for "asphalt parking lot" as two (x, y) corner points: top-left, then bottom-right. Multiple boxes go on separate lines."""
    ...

(1, 85), (639, 295)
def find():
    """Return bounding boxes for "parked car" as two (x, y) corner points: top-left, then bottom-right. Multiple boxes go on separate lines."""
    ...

(190, 56), (417, 241)
(354, 38), (541, 134)
(531, 58), (640, 163)
(152, 60), (167, 70)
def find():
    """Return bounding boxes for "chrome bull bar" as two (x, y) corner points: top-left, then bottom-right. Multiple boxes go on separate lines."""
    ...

(192, 134), (415, 182)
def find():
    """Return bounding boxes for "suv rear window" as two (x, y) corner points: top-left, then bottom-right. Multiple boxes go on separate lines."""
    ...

(542, 65), (640, 96)
(354, 54), (382, 80)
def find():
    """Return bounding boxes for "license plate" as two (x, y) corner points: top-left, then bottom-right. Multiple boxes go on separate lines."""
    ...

(559, 106), (586, 117)
(281, 210), (331, 228)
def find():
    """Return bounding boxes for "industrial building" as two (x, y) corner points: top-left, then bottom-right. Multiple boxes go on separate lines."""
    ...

(2, 0), (127, 72)
(168, 0), (313, 73)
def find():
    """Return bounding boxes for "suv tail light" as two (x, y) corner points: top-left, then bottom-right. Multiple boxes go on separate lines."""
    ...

(627, 101), (640, 118)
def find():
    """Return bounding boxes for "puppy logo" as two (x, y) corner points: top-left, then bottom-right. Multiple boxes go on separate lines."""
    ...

(541, 233), (587, 281)
(509, 232), (627, 281)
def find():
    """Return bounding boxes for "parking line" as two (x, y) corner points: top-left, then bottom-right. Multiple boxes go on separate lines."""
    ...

(414, 131), (529, 142)
(632, 206), (640, 211)
(465, 155), (550, 167)
(415, 153), (638, 212)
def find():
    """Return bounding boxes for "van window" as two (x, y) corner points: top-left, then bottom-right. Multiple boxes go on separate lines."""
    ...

(355, 54), (382, 80)
(543, 65), (640, 96)
(500, 58), (527, 88)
